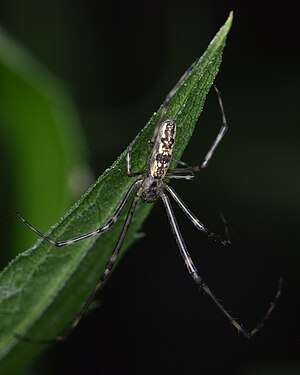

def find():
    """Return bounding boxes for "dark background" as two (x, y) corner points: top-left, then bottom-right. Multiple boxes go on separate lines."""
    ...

(0, 0), (299, 374)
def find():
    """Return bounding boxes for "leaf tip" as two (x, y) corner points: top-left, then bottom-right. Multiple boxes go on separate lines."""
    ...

(226, 11), (234, 28)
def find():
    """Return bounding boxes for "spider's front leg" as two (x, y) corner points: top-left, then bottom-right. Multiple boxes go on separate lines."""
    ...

(198, 85), (229, 169)
(149, 59), (198, 151)
(167, 84), (229, 176)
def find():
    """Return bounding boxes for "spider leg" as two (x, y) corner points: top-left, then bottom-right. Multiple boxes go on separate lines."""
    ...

(160, 193), (282, 338)
(166, 167), (195, 181)
(160, 193), (249, 337)
(17, 179), (142, 247)
(150, 59), (198, 149)
(218, 212), (232, 245)
(170, 158), (189, 167)
(126, 136), (143, 177)
(165, 185), (229, 246)
(200, 85), (228, 169)
(169, 84), (228, 172)
(129, 58), (198, 174)
(172, 85), (228, 173)
(166, 174), (195, 181)
(166, 84), (229, 172)
(17, 195), (140, 344)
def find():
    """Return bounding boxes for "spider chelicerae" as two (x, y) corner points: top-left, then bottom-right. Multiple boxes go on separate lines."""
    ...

(17, 61), (282, 343)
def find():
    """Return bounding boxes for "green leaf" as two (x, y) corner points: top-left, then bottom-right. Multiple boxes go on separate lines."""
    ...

(0, 26), (87, 258)
(0, 12), (233, 373)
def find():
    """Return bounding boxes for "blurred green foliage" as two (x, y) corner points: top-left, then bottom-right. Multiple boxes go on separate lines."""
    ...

(0, 26), (87, 260)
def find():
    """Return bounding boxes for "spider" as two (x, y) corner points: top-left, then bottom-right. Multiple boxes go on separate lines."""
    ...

(17, 61), (282, 343)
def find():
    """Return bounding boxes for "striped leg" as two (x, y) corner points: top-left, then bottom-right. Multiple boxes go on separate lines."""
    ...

(17, 180), (141, 247)
(165, 84), (229, 174)
(168, 84), (229, 174)
(127, 58), (199, 175)
(201, 85), (228, 169)
(161, 193), (282, 338)
(166, 173), (195, 181)
(165, 185), (229, 246)
(149, 59), (198, 149)
(126, 133), (144, 177)
(18, 195), (140, 344)
(166, 167), (195, 181)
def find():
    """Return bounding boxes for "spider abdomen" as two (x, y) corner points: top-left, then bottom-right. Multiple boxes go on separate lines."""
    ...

(150, 119), (176, 179)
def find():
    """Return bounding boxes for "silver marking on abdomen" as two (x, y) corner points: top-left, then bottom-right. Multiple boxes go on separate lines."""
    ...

(150, 119), (176, 179)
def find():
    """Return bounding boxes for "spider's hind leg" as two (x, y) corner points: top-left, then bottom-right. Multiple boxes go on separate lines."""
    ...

(165, 185), (230, 247)
(160, 192), (282, 338)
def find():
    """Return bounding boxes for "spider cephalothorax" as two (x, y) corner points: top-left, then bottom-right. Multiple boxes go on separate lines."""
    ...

(138, 177), (165, 203)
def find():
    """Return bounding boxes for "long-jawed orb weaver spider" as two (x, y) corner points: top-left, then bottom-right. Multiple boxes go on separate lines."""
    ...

(17, 61), (282, 344)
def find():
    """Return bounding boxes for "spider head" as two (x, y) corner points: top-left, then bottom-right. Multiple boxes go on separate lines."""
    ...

(139, 176), (164, 203)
